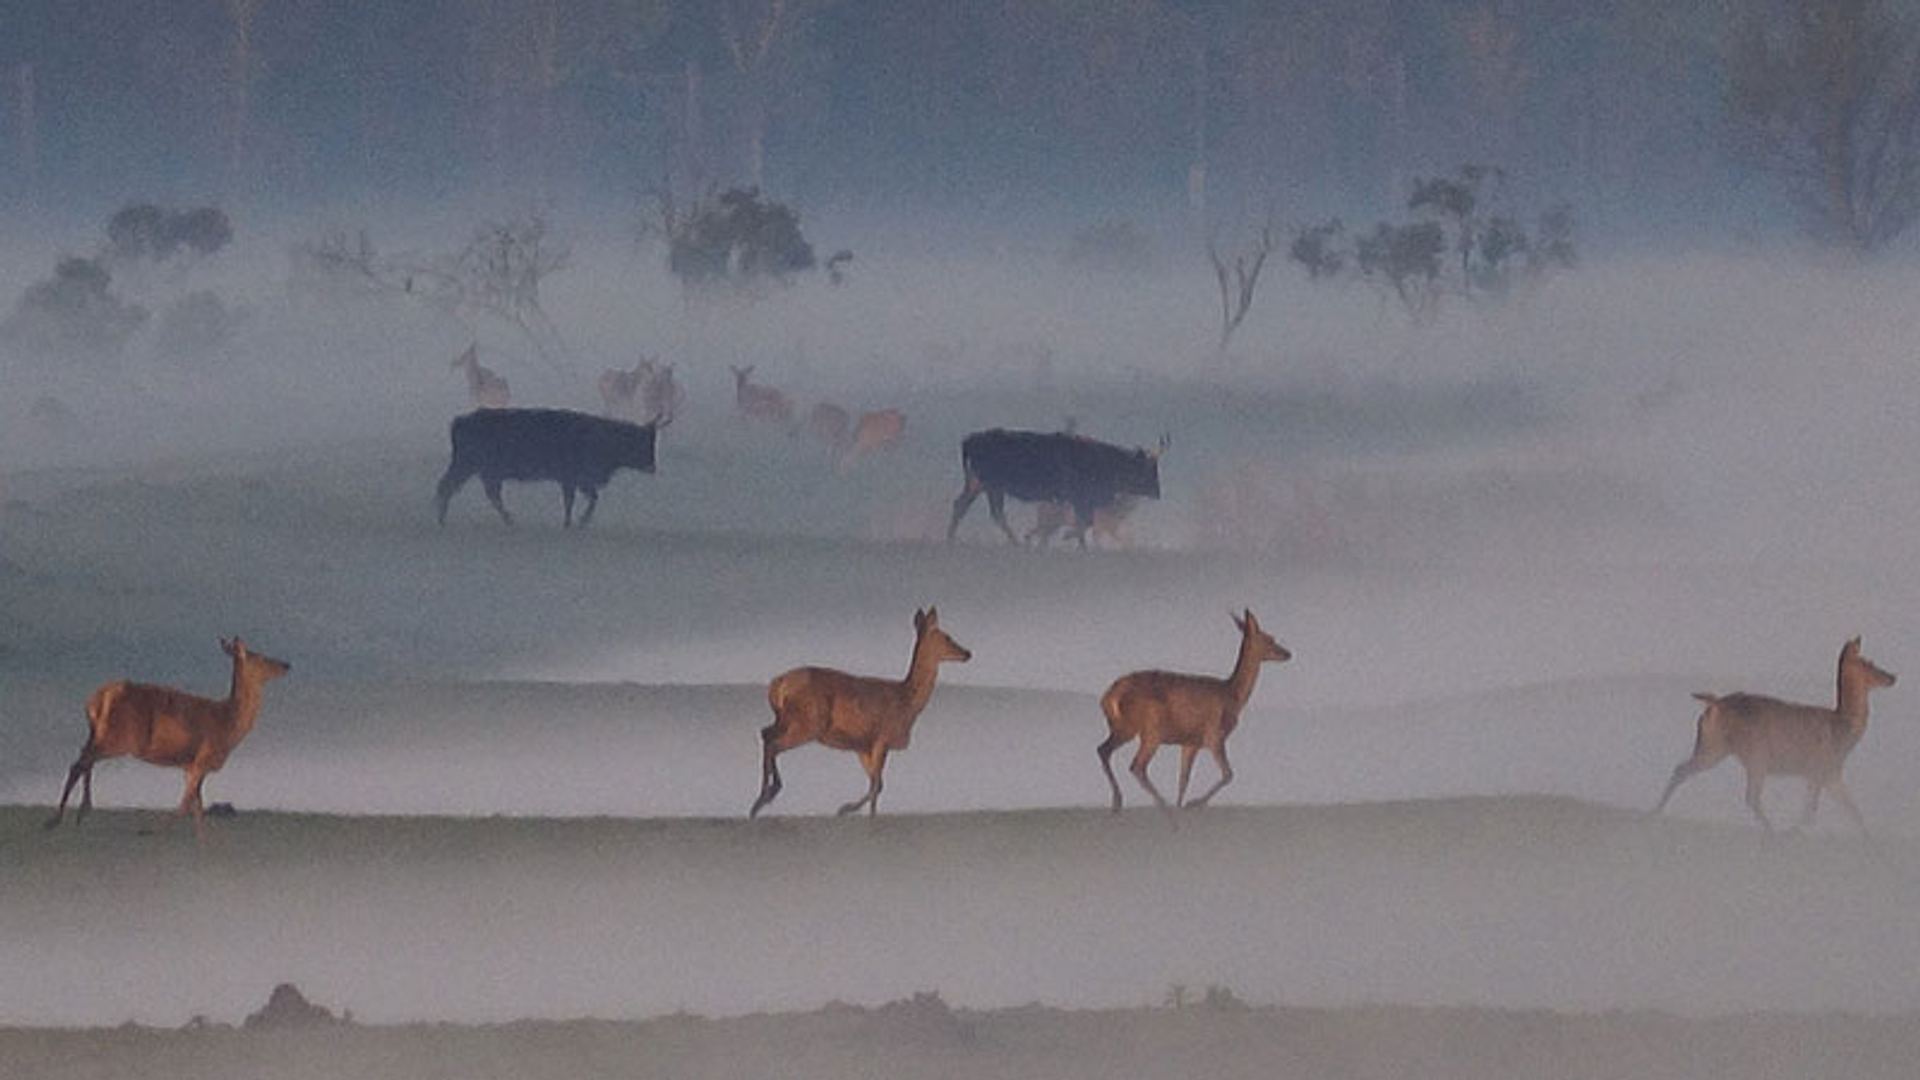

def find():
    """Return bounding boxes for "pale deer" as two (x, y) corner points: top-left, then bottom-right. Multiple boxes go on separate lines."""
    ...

(46, 637), (292, 837)
(839, 408), (906, 467)
(453, 343), (510, 409)
(1098, 609), (1291, 816)
(729, 365), (793, 425)
(641, 363), (684, 426)
(598, 355), (655, 418)
(750, 607), (972, 818)
(1029, 495), (1135, 548)
(1654, 636), (1897, 834)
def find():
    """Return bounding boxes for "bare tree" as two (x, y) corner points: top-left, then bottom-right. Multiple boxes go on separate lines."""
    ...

(224, 0), (260, 188)
(1728, 0), (1920, 251)
(1206, 212), (1278, 355)
(720, 0), (788, 190)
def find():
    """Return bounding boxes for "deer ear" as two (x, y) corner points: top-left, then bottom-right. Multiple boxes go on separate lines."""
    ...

(925, 606), (939, 625)
(1230, 610), (1246, 633)
(913, 608), (927, 632)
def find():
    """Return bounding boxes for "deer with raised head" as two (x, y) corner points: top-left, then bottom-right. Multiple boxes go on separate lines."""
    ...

(45, 637), (292, 837)
(453, 343), (510, 409)
(598, 355), (655, 418)
(729, 365), (793, 425)
(1097, 609), (1290, 817)
(641, 363), (684, 426)
(1654, 636), (1897, 835)
(750, 607), (971, 818)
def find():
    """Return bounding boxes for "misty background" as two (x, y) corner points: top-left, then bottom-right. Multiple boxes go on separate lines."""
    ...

(4, 0), (1920, 1035)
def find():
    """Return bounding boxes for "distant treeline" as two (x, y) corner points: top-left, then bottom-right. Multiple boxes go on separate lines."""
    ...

(0, 2), (1769, 227)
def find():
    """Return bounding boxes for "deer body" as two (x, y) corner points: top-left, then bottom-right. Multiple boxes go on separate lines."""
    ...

(750, 607), (970, 818)
(807, 402), (851, 448)
(1098, 609), (1290, 816)
(841, 409), (905, 466)
(1655, 637), (1896, 834)
(729, 365), (793, 425)
(453, 344), (510, 409)
(598, 357), (654, 418)
(46, 638), (291, 836)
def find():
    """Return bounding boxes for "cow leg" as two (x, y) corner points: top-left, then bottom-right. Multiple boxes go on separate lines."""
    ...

(577, 487), (600, 527)
(434, 463), (477, 525)
(561, 484), (577, 528)
(947, 478), (982, 541)
(987, 490), (1021, 544)
(1070, 499), (1099, 550)
(482, 476), (514, 526)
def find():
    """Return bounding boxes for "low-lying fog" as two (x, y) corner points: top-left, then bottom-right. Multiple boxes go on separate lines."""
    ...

(4, 212), (1920, 1028)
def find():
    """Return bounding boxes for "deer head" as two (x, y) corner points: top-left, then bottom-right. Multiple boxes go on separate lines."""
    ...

(913, 606), (972, 665)
(1230, 609), (1291, 664)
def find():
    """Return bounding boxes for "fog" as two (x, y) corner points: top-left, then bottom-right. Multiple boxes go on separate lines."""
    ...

(5, 9), (1920, 1071)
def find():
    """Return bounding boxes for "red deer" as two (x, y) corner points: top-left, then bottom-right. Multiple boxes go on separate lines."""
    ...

(1655, 637), (1897, 834)
(1097, 609), (1291, 817)
(435, 408), (658, 528)
(840, 408), (906, 467)
(807, 402), (851, 448)
(750, 607), (972, 818)
(45, 637), (291, 837)
(598, 356), (656, 418)
(452, 343), (510, 409)
(729, 365), (793, 425)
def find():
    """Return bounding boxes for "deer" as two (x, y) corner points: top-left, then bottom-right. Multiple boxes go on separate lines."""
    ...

(750, 607), (972, 819)
(1097, 609), (1291, 818)
(453, 343), (510, 409)
(641, 363), (684, 426)
(598, 355), (656, 418)
(1029, 495), (1135, 548)
(1654, 636), (1897, 835)
(729, 365), (793, 425)
(839, 408), (906, 467)
(45, 637), (292, 838)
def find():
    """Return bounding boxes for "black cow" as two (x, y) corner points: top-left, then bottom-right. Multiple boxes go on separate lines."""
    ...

(435, 408), (657, 528)
(947, 427), (1164, 547)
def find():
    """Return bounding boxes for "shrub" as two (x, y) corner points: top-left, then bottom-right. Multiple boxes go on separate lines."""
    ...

(0, 256), (148, 366)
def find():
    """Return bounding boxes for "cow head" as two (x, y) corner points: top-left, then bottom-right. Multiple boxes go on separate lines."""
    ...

(622, 420), (659, 474)
(1124, 437), (1166, 500)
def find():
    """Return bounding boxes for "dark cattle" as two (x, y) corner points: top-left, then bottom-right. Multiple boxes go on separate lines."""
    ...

(435, 408), (657, 528)
(947, 427), (1164, 547)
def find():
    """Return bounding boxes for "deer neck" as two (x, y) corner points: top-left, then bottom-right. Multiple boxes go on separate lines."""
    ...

(900, 638), (944, 713)
(1225, 634), (1264, 708)
(1836, 666), (1874, 736)
(227, 664), (269, 740)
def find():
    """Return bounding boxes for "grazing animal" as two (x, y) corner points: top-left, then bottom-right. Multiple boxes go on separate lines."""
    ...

(807, 402), (851, 449)
(1654, 637), (1897, 834)
(1030, 494), (1136, 548)
(641, 363), (684, 426)
(750, 607), (972, 818)
(840, 409), (906, 466)
(452, 343), (511, 409)
(730, 365), (794, 425)
(1098, 609), (1291, 817)
(435, 408), (657, 528)
(46, 637), (291, 837)
(598, 356), (656, 418)
(948, 427), (1165, 547)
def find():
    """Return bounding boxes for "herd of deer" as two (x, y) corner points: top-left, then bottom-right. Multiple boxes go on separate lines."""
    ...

(447, 346), (904, 469)
(39, 606), (1897, 839)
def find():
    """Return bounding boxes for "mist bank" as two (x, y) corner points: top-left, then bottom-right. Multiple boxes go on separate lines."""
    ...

(6, 799), (1920, 1029)
(8, 997), (1920, 1080)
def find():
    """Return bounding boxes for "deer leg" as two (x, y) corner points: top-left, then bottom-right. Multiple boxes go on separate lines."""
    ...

(184, 770), (210, 842)
(1175, 745), (1199, 808)
(749, 725), (787, 818)
(561, 484), (577, 528)
(1129, 740), (1174, 818)
(946, 479), (981, 541)
(1187, 740), (1235, 809)
(576, 487), (601, 528)
(434, 464), (477, 525)
(1798, 781), (1822, 829)
(1827, 780), (1869, 837)
(1096, 734), (1129, 812)
(482, 477), (514, 526)
(838, 745), (888, 817)
(46, 747), (95, 828)
(1743, 766), (1775, 835)
(1654, 747), (1725, 813)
